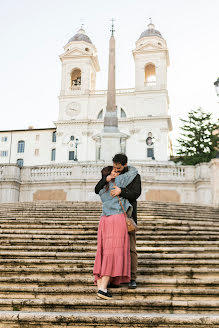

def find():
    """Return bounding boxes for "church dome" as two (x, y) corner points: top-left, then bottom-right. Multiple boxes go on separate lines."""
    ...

(138, 22), (163, 40)
(68, 27), (92, 44)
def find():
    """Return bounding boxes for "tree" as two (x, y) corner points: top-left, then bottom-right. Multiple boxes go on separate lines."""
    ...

(175, 108), (219, 165)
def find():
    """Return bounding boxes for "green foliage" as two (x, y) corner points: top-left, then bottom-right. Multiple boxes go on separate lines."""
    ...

(175, 108), (219, 165)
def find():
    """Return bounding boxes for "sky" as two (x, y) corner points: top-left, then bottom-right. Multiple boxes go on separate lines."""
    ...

(0, 0), (218, 151)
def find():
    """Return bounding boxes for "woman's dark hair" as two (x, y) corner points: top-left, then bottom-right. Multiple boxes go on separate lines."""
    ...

(112, 153), (128, 165)
(101, 166), (113, 192)
(101, 166), (113, 177)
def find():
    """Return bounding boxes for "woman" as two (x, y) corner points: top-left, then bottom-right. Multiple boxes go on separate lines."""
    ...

(93, 165), (138, 300)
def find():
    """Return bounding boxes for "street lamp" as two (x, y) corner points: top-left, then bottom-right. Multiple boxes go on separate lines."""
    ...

(214, 78), (219, 97)
(75, 138), (79, 161)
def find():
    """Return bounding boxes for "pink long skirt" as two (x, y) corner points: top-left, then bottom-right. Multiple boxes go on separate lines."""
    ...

(93, 213), (131, 285)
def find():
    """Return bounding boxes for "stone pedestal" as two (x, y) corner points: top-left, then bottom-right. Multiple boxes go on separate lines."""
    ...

(100, 132), (128, 162)
(210, 159), (219, 206)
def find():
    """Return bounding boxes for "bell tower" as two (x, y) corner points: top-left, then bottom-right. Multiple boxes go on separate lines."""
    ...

(58, 27), (100, 121)
(133, 20), (169, 92)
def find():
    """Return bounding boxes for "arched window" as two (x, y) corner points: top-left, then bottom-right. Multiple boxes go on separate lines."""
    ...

(17, 141), (25, 153)
(52, 131), (56, 143)
(71, 68), (81, 89)
(145, 64), (156, 85)
(120, 108), (127, 118)
(17, 159), (24, 168)
(51, 149), (56, 161)
(97, 109), (103, 119)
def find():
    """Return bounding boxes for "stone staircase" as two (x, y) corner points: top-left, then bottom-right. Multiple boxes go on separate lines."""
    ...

(0, 201), (219, 327)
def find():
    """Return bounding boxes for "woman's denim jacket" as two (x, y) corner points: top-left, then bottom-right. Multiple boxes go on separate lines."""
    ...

(99, 166), (138, 217)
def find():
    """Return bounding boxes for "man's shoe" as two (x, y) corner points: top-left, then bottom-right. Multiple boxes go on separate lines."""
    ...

(107, 282), (120, 288)
(128, 280), (137, 289)
(96, 289), (112, 300)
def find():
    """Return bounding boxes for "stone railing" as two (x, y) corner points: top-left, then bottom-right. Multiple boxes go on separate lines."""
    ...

(30, 166), (74, 179)
(0, 161), (218, 205)
(139, 165), (187, 181)
(0, 162), (211, 183)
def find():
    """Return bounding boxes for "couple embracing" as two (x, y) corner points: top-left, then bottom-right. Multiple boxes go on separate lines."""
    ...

(93, 153), (141, 300)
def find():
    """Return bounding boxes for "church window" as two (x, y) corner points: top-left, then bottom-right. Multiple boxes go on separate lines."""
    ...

(69, 151), (75, 161)
(1, 136), (8, 142)
(34, 149), (39, 156)
(147, 148), (154, 158)
(120, 108), (126, 118)
(97, 109), (103, 119)
(0, 151), (8, 157)
(51, 148), (56, 161)
(17, 159), (24, 168)
(85, 48), (89, 52)
(52, 131), (56, 143)
(145, 63), (156, 85)
(17, 141), (25, 153)
(35, 134), (40, 141)
(71, 68), (81, 89)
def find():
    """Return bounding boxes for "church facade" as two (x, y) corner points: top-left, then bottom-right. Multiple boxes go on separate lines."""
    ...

(1, 22), (218, 206)
(0, 22), (172, 166)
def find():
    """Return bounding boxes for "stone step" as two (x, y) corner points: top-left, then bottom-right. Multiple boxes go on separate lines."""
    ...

(0, 206), (218, 214)
(1, 233), (219, 242)
(1, 250), (219, 259)
(0, 311), (219, 328)
(0, 297), (218, 314)
(0, 199), (217, 209)
(0, 266), (218, 279)
(1, 223), (219, 233)
(0, 286), (219, 301)
(0, 276), (218, 288)
(2, 239), (219, 247)
(1, 213), (219, 222)
(2, 228), (219, 236)
(1, 258), (218, 268)
(2, 219), (219, 228)
(0, 245), (219, 254)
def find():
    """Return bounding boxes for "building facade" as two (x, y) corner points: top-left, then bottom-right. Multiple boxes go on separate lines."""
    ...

(0, 22), (172, 166)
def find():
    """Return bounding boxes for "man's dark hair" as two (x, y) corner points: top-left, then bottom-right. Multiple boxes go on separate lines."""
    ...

(112, 153), (128, 165)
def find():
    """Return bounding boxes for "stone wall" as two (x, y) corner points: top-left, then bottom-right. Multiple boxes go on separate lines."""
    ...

(0, 160), (218, 206)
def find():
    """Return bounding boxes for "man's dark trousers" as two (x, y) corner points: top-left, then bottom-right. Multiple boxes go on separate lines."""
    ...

(119, 173), (141, 280)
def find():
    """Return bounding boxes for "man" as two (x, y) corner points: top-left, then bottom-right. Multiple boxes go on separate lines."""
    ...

(95, 153), (141, 289)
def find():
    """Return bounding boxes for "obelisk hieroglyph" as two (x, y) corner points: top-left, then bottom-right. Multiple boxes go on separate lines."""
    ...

(104, 20), (118, 132)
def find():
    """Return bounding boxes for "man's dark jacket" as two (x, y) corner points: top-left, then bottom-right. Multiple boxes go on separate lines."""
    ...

(95, 167), (141, 224)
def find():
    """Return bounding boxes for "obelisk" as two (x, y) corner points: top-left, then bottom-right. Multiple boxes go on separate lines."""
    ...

(99, 20), (128, 161)
(104, 20), (118, 132)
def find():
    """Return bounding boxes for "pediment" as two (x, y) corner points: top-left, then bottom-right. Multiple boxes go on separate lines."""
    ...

(60, 47), (90, 59)
(136, 43), (163, 52)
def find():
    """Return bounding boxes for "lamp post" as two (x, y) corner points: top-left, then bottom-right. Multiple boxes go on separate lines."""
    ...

(214, 78), (219, 97)
(75, 138), (79, 161)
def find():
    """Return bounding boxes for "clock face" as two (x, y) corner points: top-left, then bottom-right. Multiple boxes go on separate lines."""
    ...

(65, 102), (81, 117)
